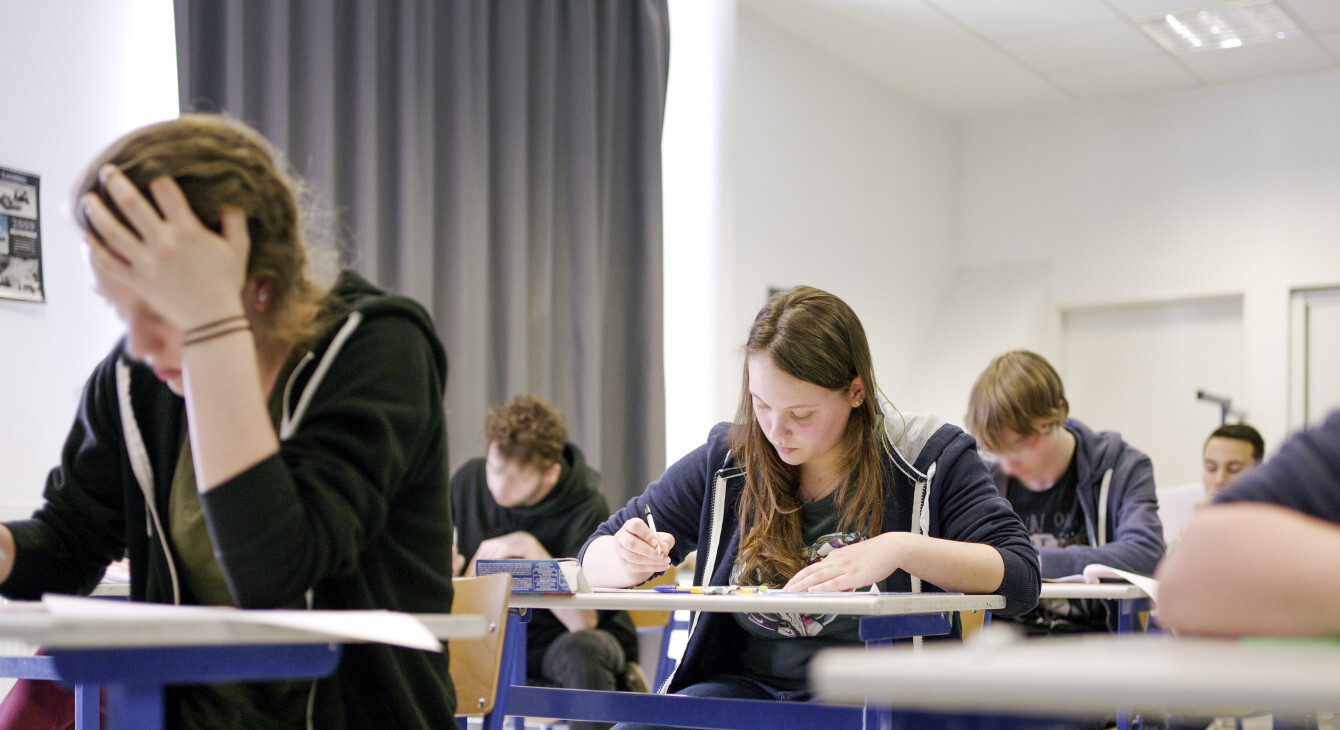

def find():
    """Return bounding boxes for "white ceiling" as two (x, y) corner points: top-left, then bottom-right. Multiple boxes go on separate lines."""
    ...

(738, 0), (1340, 119)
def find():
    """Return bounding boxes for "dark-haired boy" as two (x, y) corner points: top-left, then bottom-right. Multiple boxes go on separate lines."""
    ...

(450, 395), (643, 729)
(1202, 423), (1265, 499)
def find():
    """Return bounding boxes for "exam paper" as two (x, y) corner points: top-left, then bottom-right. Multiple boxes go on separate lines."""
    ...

(41, 594), (443, 652)
(1045, 563), (1159, 603)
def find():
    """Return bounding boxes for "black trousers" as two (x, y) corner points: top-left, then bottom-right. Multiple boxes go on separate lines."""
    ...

(538, 628), (628, 730)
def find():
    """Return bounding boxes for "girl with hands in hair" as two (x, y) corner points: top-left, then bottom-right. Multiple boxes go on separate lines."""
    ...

(0, 115), (455, 729)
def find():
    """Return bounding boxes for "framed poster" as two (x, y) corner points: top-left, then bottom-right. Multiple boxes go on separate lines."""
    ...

(0, 165), (43, 302)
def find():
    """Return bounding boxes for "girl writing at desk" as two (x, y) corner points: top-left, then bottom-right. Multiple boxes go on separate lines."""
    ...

(0, 115), (454, 729)
(581, 286), (1039, 721)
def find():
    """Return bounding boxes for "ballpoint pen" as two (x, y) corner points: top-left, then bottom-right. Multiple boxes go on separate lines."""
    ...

(643, 505), (664, 558)
(652, 585), (770, 594)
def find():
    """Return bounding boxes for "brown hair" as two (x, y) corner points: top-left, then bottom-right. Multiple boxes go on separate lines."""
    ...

(484, 394), (568, 470)
(965, 350), (1069, 453)
(74, 114), (329, 346)
(729, 286), (886, 588)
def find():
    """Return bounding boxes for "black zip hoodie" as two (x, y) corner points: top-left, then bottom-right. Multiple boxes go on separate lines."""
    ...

(451, 441), (639, 678)
(2, 270), (455, 728)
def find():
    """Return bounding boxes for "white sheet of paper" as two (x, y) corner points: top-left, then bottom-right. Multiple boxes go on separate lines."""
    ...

(1043, 564), (1159, 603)
(1084, 564), (1159, 603)
(42, 594), (442, 652)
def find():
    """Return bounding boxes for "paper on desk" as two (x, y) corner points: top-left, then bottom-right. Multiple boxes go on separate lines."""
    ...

(1045, 564), (1159, 603)
(41, 594), (442, 652)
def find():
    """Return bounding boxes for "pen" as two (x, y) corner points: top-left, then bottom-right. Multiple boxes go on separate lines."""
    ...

(651, 585), (770, 594)
(643, 505), (664, 558)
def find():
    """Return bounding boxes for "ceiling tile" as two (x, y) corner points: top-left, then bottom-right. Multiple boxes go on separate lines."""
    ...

(742, 0), (1076, 118)
(1102, 0), (1214, 19)
(1175, 36), (1335, 81)
(930, 0), (1124, 39)
(998, 21), (1169, 71)
(1318, 30), (1340, 58)
(1048, 55), (1202, 99)
(1279, 0), (1340, 32)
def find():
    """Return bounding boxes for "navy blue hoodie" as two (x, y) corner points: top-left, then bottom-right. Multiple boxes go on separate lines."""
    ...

(988, 418), (1165, 633)
(989, 418), (1165, 580)
(581, 404), (1039, 694)
(1215, 410), (1340, 523)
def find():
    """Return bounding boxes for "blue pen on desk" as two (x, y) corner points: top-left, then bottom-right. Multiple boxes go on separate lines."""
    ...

(652, 585), (769, 594)
(643, 505), (664, 558)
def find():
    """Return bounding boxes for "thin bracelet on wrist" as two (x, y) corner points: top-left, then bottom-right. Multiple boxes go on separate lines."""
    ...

(184, 314), (248, 336)
(183, 323), (252, 347)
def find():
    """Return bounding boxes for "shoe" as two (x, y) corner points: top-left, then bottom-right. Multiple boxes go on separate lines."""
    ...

(618, 661), (650, 693)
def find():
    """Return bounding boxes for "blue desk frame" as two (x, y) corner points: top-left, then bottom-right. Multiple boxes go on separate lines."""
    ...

(490, 592), (1152, 730)
(497, 607), (958, 730)
(0, 643), (341, 730)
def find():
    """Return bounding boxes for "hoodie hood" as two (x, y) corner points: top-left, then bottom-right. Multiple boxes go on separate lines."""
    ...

(878, 395), (949, 476)
(1066, 417), (1123, 489)
(319, 270), (448, 381)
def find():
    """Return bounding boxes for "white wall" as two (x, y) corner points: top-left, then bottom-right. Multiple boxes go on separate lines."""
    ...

(924, 70), (1340, 467)
(0, 1), (178, 520)
(716, 12), (1340, 490)
(719, 8), (960, 425)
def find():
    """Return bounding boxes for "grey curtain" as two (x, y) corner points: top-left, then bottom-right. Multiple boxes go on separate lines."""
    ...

(175, 0), (668, 506)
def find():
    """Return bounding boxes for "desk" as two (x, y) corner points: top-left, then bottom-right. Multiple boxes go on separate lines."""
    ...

(810, 633), (1340, 728)
(0, 604), (485, 730)
(1039, 583), (1152, 633)
(89, 582), (130, 599)
(502, 591), (1005, 730)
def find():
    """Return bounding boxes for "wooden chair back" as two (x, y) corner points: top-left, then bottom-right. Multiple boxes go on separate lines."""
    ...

(449, 574), (513, 717)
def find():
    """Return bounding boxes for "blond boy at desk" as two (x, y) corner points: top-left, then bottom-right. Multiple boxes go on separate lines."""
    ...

(965, 350), (1165, 635)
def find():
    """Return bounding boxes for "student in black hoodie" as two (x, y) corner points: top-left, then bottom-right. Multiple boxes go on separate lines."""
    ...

(0, 115), (454, 729)
(451, 395), (643, 730)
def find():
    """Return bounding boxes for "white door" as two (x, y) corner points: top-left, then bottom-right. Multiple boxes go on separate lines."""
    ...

(1061, 296), (1245, 489)
(1290, 288), (1340, 430)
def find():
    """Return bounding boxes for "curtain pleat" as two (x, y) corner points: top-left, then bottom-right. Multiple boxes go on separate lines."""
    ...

(175, 0), (668, 506)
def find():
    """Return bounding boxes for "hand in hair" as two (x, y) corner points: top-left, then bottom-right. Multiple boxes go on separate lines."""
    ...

(81, 165), (249, 330)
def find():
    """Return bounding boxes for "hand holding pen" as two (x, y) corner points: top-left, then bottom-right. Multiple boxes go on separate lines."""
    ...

(612, 504), (673, 573)
(644, 505), (664, 558)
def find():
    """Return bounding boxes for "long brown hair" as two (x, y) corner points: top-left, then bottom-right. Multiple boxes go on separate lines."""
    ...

(730, 286), (887, 587)
(74, 114), (331, 347)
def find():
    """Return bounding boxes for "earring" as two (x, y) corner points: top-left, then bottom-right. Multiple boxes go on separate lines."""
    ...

(255, 288), (271, 311)
(853, 398), (864, 407)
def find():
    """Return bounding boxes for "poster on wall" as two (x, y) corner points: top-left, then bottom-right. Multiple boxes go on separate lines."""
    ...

(0, 165), (43, 303)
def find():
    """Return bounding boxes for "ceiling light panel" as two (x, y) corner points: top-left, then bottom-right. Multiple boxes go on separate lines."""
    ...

(1137, 1), (1304, 54)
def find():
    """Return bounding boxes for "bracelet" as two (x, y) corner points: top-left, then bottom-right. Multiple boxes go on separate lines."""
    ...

(184, 314), (248, 336)
(183, 323), (252, 347)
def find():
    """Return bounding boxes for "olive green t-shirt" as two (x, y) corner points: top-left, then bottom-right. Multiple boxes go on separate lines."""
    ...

(168, 356), (308, 729)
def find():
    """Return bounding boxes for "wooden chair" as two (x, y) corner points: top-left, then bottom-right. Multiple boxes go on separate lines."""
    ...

(959, 609), (987, 639)
(450, 574), (513, 730)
